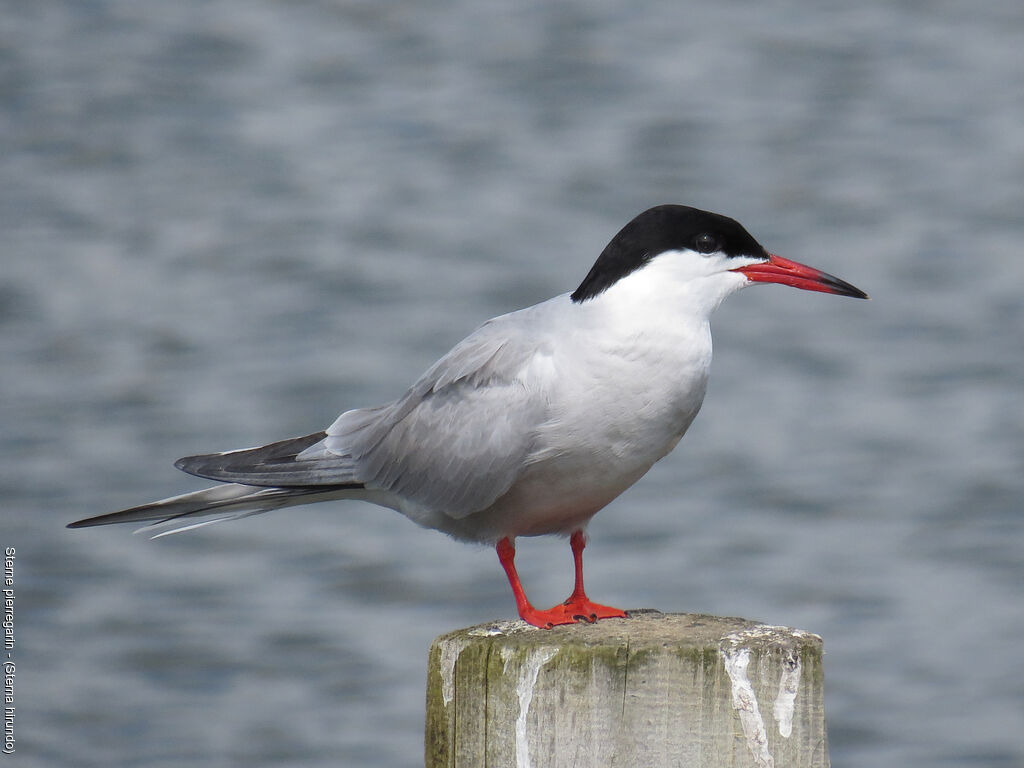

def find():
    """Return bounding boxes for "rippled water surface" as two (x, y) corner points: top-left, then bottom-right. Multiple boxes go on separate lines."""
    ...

(3, 2), (1023, 766)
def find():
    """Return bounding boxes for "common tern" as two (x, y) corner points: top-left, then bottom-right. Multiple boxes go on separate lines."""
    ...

(70, 205), (867, 628)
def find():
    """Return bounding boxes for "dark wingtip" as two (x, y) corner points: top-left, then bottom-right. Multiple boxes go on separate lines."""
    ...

(67, 514), (115, 529)
(173, 455), (198, 474)
(172, 431), (329, 482)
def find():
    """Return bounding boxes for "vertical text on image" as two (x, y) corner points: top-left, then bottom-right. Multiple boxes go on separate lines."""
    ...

(3, 547), (15, 755)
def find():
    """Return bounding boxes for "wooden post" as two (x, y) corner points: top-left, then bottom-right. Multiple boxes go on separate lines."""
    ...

(426, 610), (827, 768)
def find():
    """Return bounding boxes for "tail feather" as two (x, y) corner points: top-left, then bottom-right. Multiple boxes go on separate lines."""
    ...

(68, 482), (362, 537)
(145, 508), (270, 538)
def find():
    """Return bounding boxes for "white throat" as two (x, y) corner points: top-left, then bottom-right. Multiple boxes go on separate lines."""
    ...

(587, 249), (755, 323)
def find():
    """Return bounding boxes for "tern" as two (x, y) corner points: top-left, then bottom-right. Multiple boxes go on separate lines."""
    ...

(70, 205), (867, 627)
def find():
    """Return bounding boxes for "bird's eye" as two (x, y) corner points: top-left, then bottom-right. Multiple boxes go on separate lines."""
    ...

(693, 233), (720, 254)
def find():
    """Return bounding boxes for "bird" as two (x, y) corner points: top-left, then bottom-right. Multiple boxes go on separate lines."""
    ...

(69, 205), (867, 628)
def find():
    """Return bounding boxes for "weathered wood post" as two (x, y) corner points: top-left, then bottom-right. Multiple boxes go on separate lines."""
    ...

(426, 610), (827, 768)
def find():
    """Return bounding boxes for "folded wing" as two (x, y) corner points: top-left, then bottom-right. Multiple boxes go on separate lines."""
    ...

(172, 311), (552, 521)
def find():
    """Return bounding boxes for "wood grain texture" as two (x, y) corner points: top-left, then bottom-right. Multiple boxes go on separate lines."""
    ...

(426, 610), (827, 768)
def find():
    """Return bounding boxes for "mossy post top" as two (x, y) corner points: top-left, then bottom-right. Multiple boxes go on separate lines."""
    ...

(434, 609), (820, 650)
(426, 611), (828, 768)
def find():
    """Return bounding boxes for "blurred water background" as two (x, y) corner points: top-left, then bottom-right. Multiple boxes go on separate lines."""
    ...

(3, 1), (1023, 766)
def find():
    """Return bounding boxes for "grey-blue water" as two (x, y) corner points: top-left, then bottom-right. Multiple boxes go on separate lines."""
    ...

(3, 2), (1022, 766)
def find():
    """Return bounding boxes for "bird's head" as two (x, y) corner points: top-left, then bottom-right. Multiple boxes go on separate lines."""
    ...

(571, 205), (867, 310)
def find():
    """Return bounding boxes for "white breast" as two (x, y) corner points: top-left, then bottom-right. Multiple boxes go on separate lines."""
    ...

(387, 255), (749, 543)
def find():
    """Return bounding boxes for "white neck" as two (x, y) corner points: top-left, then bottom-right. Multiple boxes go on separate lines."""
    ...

(582, 249), (753, 328)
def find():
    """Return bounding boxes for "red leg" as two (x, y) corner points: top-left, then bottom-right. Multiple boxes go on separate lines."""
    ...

(567, 530), (589, 602)
(496, 534), (626, 629)
(560, 530), (627, 622)
(496, 537), (538, 622)
(497, 537), (576, 628)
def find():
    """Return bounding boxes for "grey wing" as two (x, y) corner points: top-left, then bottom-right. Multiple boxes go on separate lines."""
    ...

(173, 430), (366, 486)
(316, 316), (550, 518)
(177, 312), (552, 519)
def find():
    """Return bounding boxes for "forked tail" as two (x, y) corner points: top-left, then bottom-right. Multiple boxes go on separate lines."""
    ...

(68, 483), (363, 537)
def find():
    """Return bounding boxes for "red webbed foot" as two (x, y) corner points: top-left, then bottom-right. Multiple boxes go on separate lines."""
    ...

(514, 600), (626, 629)
(558, 596), (627, 624)
(496, 532), (627, 629)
